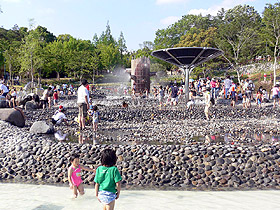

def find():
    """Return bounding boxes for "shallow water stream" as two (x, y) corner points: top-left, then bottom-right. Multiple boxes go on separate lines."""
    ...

(1, 183), (280, 210)
(52, 129), (280, 146)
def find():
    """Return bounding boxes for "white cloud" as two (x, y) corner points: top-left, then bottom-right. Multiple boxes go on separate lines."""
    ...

(188, 0), (257, 16)
(189, 5), (222, 16)
(160, 16), (180, 26)
(156, 0), (189, 5)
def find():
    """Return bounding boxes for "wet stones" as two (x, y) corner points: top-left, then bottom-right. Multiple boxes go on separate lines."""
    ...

(0, 95), (280, 191)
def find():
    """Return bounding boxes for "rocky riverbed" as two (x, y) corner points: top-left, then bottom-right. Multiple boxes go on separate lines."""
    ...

(0, 93), (280, 190)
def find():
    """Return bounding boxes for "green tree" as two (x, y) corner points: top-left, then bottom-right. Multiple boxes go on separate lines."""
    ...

(0, 26), (26, 76)
(135, 41), (154, 58)
(34, 26), (56, 43)
(57, 34), (72, 42)
(44, 40), (67, 80)
(19, 28), (46, 87)
(63, 38), (99, 80)
(99, 21), (116, 46)
(0, 26), (25, 84)
(98, 43), (120, 71)
(77, 41), (99, 81)
(216, 5), (261, 82)
(262, 3), (280, 85)
(3, 43), (21, 84)
(92, 33), (99, 47)
(175, 27), (217, 48)
(154, 14), (214, 49)
(117, 31), (127, 67)
(150, 62), (167, 72)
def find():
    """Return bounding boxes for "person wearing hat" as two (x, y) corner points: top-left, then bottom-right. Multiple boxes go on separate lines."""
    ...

(51, 105), (68, 125)
(77, 79), (90, 130)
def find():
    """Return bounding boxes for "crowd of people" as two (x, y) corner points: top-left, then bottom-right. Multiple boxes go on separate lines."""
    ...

(40, 83), (76, 109)
(147, 76), (273, 110)
(0, 76), (276, 125)
(139, 75), (277, 121)
(0, 80), (77, 109)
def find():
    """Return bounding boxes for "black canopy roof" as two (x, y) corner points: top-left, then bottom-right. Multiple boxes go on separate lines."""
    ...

(151, 47), (224, 68)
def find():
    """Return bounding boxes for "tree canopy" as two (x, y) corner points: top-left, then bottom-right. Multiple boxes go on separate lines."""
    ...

(1, 3), (280, 83)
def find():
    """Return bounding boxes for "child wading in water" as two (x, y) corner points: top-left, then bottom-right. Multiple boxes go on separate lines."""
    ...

(256, 90), (263, 108)
(158, 86), (164, 107)
(95, 148), (122, 210)
(88, 105), (100, 135)
(68, 154), (95, 198)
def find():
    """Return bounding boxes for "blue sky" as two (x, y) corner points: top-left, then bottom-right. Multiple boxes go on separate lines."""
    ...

(0, 0), (278, 51)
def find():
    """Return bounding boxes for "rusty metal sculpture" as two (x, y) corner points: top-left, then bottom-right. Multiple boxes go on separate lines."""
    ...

(131, 57), (150, 94)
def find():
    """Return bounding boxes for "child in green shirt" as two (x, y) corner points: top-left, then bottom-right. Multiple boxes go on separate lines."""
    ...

(94, 149), (122, 210)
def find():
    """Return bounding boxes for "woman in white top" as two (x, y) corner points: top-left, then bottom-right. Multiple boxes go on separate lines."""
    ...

(203, 87), (211, 120)
(271, 84), (279, 108)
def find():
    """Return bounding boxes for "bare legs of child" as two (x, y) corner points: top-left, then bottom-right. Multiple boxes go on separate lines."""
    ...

(72, 184), (84, 198)
(93, 122), (98, 138)
(204, 105), (210, 121)
(103, 200), (115, 210)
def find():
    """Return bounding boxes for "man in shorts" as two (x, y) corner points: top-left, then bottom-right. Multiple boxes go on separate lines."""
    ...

(41, 87), (52, 109)
(77, 79), (90, 130)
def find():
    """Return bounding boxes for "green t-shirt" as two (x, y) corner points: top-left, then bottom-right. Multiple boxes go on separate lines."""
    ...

(94, 166), (122, 193)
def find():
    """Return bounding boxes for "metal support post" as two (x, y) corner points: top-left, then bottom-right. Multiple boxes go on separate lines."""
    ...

(185, 66), (189, 103)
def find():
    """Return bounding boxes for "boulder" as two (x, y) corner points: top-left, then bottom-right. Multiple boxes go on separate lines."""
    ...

(30, 121), (54, 134)
(25, 101), (38, 110)
(0, 96), (7, 108)
(0, 101), (7, 108)
(0, 108), (25, 127)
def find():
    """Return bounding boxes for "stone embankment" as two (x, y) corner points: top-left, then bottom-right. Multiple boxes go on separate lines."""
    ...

(0, 97), (280, 190)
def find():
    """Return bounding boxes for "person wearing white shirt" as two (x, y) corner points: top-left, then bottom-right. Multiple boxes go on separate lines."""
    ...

(52, 105), (68, 125)
(243, 80), (249, 92)
(0, 83), (9, 97)
(77, 79), (89, 130)
(224, 76), (232, 99)
(203, 87), (211, 120)
(271, 84), (279, 108)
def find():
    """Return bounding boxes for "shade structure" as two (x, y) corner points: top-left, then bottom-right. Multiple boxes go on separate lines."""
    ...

(151, 47), (224, 69)
(151, 47), (224, 103)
